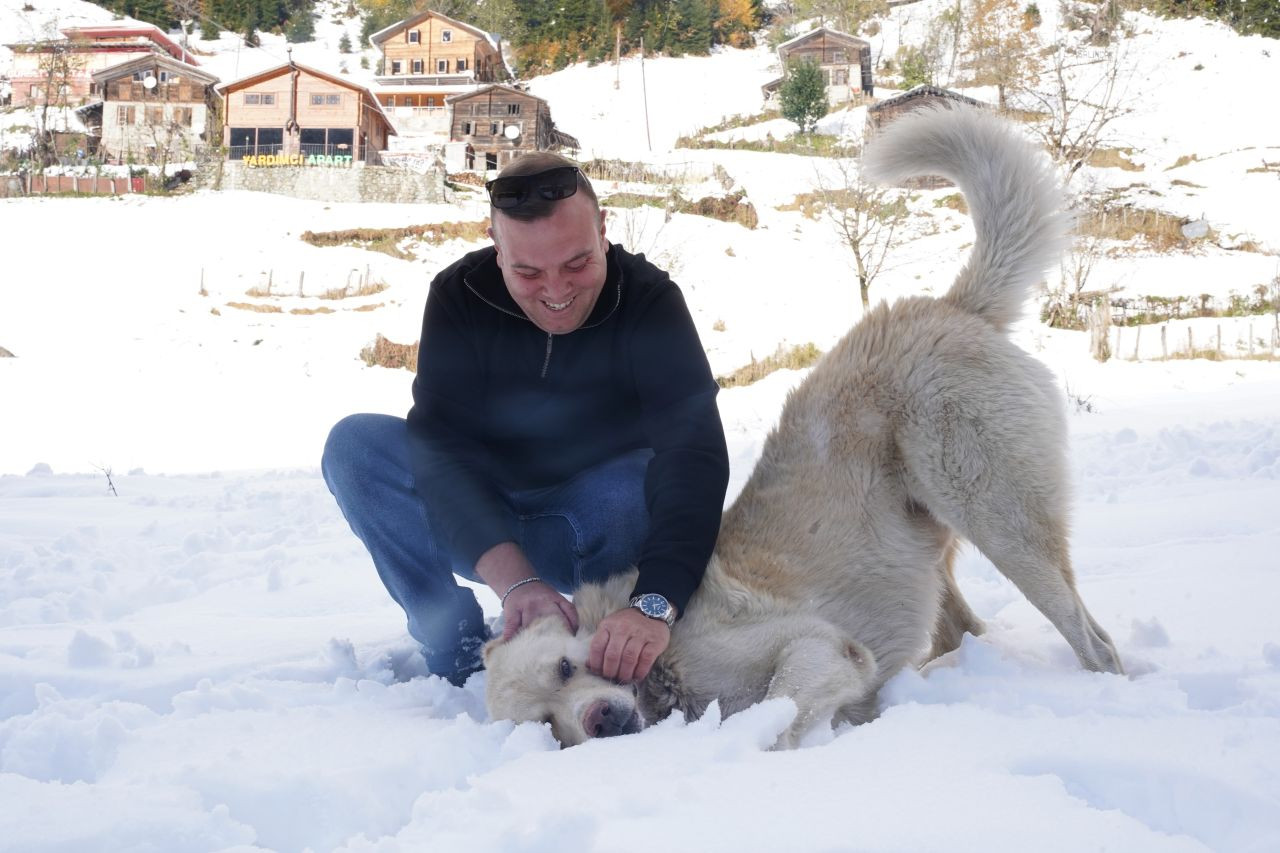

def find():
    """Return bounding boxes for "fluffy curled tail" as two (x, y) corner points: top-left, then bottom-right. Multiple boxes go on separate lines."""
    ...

(860, 105), (1070, 331)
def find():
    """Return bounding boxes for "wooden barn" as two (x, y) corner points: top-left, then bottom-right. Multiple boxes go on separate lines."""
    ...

(762, 26), (874, 105)
(91, 54), (219, 164)
(447, 84), (579, 172)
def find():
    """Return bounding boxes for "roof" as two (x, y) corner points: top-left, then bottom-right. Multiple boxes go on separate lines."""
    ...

(91, 54), (218, 86)
(445, 83), (544, 105)
(867, 85), (992, 113)
(62, 23), (197, 65)
(777, 26), (870, 56)
(217, 62), (397, 133)
(369, 9), (499, 52)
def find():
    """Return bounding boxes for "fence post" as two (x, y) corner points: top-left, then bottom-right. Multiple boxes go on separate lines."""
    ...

(1217, 324), (1222, 358)
(1133, 325), (1142, 361)
(1188, 327), (1194, 357)
(1249, 323), (1254, 357)
(1161, 325), (1167, 359)
(298, 270), (305, 297)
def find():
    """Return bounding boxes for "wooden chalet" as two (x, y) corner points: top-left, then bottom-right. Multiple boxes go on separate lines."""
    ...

(447, 84), (579, 172)
(5, 23), (197, 108)
(217, 61), (396, 164)
(762, 27), (874, 105)
(865, 86), (993, 187)
(91, 54), (219, 164)
(370, 8), (508, 134)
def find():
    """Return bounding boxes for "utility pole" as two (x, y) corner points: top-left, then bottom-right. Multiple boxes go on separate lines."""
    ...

(640, 36), (651, 152)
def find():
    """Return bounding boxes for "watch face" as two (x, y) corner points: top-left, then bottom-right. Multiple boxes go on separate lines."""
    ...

(637, 593), (669, 618)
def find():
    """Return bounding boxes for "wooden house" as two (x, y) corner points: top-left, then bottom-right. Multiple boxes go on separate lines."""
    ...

(865, 86), (992, 187)
(5, 23), (197, 108)
(446, 84), (579, 172)
(217, 61), (396, 164)
(762, 27), (874, 106)
(92, 54), (218, 164)
(369, 8), (508, 134)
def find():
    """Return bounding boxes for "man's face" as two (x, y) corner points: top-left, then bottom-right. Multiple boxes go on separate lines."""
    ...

(490, 193), (609, 335)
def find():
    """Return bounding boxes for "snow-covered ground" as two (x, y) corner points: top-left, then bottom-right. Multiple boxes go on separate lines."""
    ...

(3, 2), (1280, 851)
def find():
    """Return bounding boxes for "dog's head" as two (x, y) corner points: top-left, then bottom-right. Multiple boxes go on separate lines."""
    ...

(483, 615), (643, 747)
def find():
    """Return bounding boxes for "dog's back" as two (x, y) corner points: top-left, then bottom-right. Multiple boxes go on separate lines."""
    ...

(713, 105), (1122, 680)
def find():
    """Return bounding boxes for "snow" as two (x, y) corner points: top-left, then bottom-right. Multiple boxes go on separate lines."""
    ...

(4, 2), (1280, 851)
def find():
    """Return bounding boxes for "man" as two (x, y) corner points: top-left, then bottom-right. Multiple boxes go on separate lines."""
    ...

(323, 153), (729, 686)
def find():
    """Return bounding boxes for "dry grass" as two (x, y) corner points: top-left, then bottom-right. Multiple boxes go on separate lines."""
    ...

(601, 189), (759, 229)
(1088, 148), (1143, 171)
(716, 342), (822, 389)
(1166, 153), (1200, 170)
(301, 221), (489, 260)
(934, 193), (969, 214)
(225, 302), (283, 313)
(360, 334), (419, 371)
(320, 280), (389, 300)
(1171, 178), (1205, 188)
(1076, 206), (1192, 251)
(289, 307), (336, 315)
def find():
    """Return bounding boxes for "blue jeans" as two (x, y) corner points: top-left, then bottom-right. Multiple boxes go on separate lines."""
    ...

(322, 413), (651, 683)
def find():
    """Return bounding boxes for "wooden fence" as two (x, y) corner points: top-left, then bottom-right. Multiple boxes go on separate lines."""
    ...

(5, 174), (146, 196)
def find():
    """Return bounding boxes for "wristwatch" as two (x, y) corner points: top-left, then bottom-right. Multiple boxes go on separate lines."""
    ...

(629, 592), (677, 627)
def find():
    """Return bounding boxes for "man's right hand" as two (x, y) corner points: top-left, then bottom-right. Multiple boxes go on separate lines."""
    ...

(474, 541), (578, 640)
(500, 579), (578, 640)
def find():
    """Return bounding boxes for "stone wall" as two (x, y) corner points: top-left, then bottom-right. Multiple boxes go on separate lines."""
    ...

(207, 159), (446, 203)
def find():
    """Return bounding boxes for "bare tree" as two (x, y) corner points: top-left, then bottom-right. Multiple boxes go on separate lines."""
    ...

(31, 31), (86, 170)
(962, 0), (1035, 108)
(1017, 29), (1136, 185)
(815, 158), (910, 312)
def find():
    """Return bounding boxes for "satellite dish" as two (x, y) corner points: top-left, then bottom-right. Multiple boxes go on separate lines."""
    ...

(143, 74), (158, 89)
(503, 124), (521, 140)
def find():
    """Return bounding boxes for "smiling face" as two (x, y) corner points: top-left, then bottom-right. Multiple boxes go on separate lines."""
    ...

(489, 192), (610, 335)
(483, 616), (643, 747)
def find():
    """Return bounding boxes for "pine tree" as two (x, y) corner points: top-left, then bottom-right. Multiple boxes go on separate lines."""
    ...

(286, 10), (315, 42)
(780, 58), (827, 134)
(338, 31), (352, 53)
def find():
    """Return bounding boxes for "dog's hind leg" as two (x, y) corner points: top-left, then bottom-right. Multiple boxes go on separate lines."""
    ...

(926, 541), (985, 663)
(905, 403), (1124, 675)
(765, 632), (878, 749)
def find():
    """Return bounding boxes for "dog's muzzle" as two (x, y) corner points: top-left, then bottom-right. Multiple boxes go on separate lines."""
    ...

(582, 698), (642, 738)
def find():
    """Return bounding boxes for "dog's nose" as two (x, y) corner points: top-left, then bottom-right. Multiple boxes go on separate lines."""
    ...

(582, 699), (637, 738)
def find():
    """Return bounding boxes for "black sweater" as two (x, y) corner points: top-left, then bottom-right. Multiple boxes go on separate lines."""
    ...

(406, 243), (729, 615)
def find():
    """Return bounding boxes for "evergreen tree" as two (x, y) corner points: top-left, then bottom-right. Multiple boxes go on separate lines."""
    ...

(286, 10), (315, 42)
(673, 0), (712, 55)
(780, 58), (827, 134)
(339, 31), (353, 52)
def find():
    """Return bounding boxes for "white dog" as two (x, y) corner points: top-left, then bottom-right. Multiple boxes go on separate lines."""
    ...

(483, 105), (1125, 749)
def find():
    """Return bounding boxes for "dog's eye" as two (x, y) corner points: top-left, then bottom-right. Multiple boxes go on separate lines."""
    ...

(558, 657), (574, 681)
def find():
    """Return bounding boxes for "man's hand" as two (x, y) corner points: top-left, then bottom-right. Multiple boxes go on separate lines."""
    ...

(501, 579), (578, 640)
(588, 607), (670, 683)
(475, 542), (578, 640)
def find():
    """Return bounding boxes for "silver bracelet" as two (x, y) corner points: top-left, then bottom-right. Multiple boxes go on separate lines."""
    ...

(501, 576), (544, 607)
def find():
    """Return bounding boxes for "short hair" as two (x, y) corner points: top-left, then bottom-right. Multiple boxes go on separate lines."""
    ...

(490, 152), (599, 223)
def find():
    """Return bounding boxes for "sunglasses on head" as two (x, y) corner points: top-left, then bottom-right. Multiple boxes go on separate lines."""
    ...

(485, 165), (582, 210)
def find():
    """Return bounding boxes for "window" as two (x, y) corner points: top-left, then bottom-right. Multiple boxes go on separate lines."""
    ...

(408, 29), (420, 43)
(174, 106), (192, 127)
(436, 59), (448, 73)
(391, 60), (402, 74)
(507, 103), (520, 115)
(833, 50), (847, 63)
(145, 105), (164, 124)
(412, 59), (423, 74)
(441, 29), (452, 43)
(457, 58), (468, 72)
(310, 93), (342, 106)
(311, 94), (323, 106)
(116, 105), (134, 125)
(490, 122), (499, 135)
(245, 92), (275, 105)
(462, 121), (472, 135)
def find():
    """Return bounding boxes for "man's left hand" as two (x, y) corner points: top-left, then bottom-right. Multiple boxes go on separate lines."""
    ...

(587, 607), (670, 683)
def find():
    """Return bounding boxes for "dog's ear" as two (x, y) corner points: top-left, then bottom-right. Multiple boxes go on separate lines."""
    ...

(572, 570), (639, 634)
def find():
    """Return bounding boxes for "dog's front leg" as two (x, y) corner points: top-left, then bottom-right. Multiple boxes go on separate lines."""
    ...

(765, 633), (878, 750)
